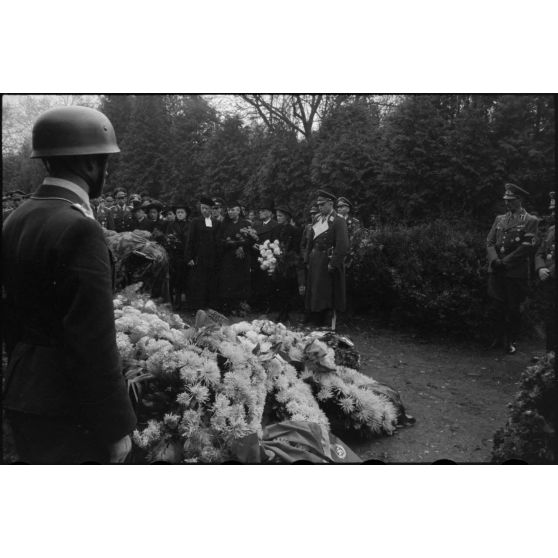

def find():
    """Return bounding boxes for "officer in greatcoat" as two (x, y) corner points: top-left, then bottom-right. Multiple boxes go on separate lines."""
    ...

(2, 106), (136, 463)
(534, 192), (556, 355)
(305, 190), (349, 329)
(486, 183), (539, 354)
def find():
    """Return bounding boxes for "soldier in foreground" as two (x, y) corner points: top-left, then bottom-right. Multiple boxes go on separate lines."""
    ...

(2, 106), (136, 464)
(486, 183), (538, 354)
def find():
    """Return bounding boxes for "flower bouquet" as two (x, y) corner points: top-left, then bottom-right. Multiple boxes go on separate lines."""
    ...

(257, 239), (281, 275)
(239, 226), (259, 242)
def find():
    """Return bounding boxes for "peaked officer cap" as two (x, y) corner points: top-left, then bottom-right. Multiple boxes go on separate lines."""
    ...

(502, 183), (529, 200)
(316, 189), (337, 202)
(336, 196), (352, 208)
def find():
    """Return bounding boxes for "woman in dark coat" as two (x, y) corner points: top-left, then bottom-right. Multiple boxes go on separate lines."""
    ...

(185, 197), (220, 310)
(131, 200), (155, 232)
(273, 206), (303, 323)
(217, 201), (254, 314)
(165, 202), (190, 310)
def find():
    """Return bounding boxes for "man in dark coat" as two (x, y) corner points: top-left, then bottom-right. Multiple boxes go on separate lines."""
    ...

(534, 192), (556, 355)
(486, 183), (539, 354)
(211, 197), (226, 224)
(300, 204), (319, 265)
(110, 188), (134, 232)
(185, 196), (220, 310)
(336, 196), (362, 314)
(2, 106), (136, 464)
(305, 190), (349, 329)
(335, 196), (361, 240)
(251, 198), (280, 313)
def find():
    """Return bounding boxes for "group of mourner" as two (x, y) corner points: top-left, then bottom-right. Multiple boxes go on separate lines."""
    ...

(2, 106), (555, 464)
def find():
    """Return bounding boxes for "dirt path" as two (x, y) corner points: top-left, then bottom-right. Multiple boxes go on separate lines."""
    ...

(339, 320), (539, 463)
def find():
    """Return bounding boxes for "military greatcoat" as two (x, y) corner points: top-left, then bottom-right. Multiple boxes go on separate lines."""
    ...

(305, 211), (349, 313)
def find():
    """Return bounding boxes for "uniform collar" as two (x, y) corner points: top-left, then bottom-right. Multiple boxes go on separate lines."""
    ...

(42, 177), (91, 208)
(43, 176), (93, 213)
(506, 207), (526, 218)
(39, 178), (95, 219)
(321, 209), (335, 223)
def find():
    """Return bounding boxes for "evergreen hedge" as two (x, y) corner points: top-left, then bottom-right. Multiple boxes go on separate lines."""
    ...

(348, 220), (543, 339)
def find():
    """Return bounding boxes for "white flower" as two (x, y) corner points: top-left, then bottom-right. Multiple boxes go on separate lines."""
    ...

(163, 413), (181, 429)
(116, 332), (135, 360)
(133, 420), (163, 449)
(143, 300), (158, 314)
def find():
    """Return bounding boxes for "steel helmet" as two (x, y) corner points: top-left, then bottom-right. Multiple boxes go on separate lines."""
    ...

(30, 106), (120, 158)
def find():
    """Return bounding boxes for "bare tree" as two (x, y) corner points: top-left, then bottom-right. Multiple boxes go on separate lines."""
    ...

(235, 94), (404, 138)
(237, 94), (325, 139)
(2, 95), (99, 156)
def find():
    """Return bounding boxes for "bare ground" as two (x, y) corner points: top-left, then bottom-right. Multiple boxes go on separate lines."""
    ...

(333, 317), (540, 463)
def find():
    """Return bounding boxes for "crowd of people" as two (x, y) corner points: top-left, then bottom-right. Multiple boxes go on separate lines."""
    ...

(83, 187), (361, 326)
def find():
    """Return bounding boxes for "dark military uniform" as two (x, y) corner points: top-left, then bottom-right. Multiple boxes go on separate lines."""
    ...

(486, 207), (538, 349)
(342, 215), (361, 240)
(2, 179), (136, 463)
(534, 225), (555, 353)
(93, 205), (115, 229)
(306, 210), (349, 316)
(110, 204), (134, 232)
(340, 215), (362, 314)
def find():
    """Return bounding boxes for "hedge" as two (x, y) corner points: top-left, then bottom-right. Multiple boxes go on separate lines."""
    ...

(347, 219), (543, 339)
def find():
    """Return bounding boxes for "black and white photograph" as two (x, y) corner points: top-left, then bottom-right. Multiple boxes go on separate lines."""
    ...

(2, 93), (556, 465)
(1, 3), (557, 557)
